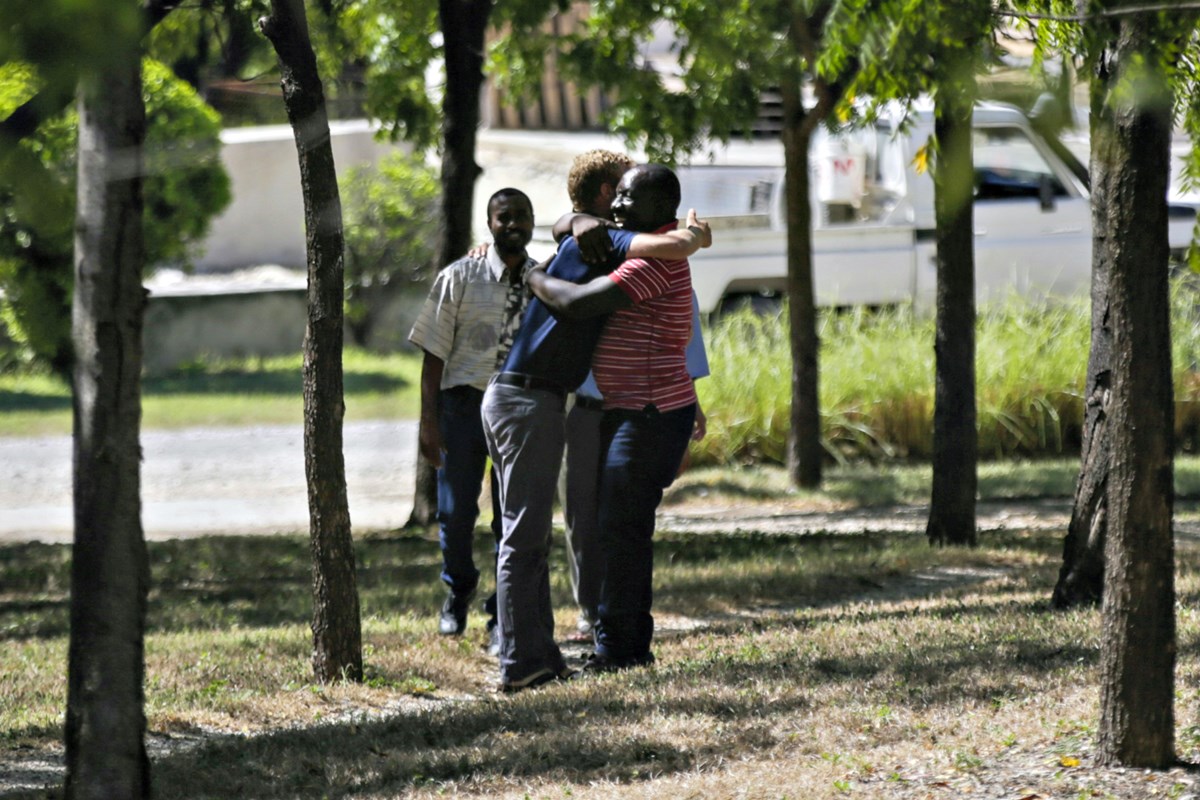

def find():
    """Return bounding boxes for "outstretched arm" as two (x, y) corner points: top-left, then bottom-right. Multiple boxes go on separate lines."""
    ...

(554, 209), (713, 263)
(526, 267), (631, 320)
(627, 209), (713, 259)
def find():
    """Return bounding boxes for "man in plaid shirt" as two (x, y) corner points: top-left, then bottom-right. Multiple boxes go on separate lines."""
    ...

(408, 188), (536, 642)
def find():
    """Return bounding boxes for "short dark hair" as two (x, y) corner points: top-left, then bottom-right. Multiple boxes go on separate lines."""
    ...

(487, 187), (532, 216)
(637, 164), (681, 219)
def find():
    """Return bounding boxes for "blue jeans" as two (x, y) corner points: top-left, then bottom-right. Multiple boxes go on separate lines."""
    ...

(594, 403), (696, 661)
(437, 385), (500, 622)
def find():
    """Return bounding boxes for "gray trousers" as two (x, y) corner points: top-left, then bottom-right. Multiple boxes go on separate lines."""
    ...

(559, 401), (604, 622)
(481, 380), (567, 683)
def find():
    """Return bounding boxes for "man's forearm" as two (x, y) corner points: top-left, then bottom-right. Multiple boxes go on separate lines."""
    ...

(419, 353), (445, 422)
(527, 268), (629, 319)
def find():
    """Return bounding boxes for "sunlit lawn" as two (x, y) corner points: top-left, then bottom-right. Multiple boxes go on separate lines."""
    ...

(0, 348), (422, 437)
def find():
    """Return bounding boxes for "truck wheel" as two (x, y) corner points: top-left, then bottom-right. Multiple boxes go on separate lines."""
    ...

(716, 292), (783, 318)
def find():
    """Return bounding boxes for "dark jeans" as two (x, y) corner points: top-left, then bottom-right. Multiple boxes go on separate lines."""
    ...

(594, 403), (696, 661)
(437, 385), (500, 622)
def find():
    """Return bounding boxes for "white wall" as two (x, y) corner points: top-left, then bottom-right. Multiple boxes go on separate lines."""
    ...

(195, 119), (412, 271)
(194, 122), (788, 272)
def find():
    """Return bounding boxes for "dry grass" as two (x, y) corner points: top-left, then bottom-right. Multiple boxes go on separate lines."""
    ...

(5, 487), (1200, 798)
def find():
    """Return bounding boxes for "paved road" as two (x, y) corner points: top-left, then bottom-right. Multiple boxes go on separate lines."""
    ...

(0, 421), (418, 543)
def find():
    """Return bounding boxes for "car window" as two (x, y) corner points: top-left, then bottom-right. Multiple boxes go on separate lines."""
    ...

(973, 126), (1067, 200)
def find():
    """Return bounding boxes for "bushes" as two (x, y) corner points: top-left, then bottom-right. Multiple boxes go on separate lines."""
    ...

(0, 58), (231, 374)
(339, 151), (439, 346)
(694, 285), (1200, 466)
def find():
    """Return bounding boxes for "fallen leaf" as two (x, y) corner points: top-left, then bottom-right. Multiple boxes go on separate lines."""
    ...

(1059, 756), (1081, 768)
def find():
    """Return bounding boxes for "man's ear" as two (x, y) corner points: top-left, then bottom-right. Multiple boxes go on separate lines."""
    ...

(597, 183), (616, 209)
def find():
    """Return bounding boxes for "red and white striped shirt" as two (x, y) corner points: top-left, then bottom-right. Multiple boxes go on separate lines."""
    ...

(592, 227), (697, 412)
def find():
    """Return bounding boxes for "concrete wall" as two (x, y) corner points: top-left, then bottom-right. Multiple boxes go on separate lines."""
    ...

(196, 120), (412, 272)
(143, 283), (428, 374)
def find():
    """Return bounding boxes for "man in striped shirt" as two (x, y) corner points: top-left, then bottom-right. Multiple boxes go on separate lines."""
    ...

(481, 181), (709, 692)
(526, 164), (706, 672)
(408, 188), (536, 641)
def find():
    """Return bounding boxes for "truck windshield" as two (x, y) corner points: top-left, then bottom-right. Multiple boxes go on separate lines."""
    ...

(974, 126), (1072, 200)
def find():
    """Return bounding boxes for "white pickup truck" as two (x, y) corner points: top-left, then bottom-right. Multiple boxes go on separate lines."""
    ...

(681, 102), (1197, 315)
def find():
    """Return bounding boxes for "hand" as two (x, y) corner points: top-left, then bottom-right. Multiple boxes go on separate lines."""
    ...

(467, 242), (490, 259)
(572, 216), (614, 266)
(418, 417), (444, 468)
(686, 209), (713, 249)
(692, 403), (707, 441)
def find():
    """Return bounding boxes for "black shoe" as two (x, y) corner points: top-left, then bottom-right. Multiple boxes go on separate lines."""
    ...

(438, 591), (474, 636)
(580, 651), (655, 674)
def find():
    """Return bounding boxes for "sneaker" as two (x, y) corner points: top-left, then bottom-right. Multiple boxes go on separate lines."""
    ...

(580, 651), (655, 674)
(496, 664), (578, 694)
(486, 624), (501, 657)
(566, 614), (594, 644)
(496, 667), (556, 694)
(438, 590), (475, 636)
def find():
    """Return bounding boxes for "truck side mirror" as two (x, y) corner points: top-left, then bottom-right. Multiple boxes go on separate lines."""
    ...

(1039, 174), (1057, 212)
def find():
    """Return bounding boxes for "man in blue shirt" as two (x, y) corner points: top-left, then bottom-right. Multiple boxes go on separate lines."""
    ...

(480, 186), (710, 693)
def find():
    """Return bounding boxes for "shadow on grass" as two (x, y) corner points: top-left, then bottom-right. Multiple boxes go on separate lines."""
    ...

(0, 366), (410, 415)
(10, 526), (1193, 798)
(0, 534), (447, 639)
(0, 390), (72, 414)
(5, 594), (1106, 800)
(142, 367), (408, 398)
(0, 529), (1067, 640)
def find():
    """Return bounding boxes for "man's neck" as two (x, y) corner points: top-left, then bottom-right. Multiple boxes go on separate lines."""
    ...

(495, 246), (527, 277)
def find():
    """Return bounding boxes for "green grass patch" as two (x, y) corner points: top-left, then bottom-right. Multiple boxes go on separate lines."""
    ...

(0, 348), (422, 436)
(696, 283), (1200, 466)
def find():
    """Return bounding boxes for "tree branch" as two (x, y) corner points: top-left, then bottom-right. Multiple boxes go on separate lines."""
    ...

(998, 1), (1200, 22)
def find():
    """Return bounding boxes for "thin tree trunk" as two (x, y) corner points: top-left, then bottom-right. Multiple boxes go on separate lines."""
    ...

(1095, 9), (1175, 767)
(781, 68), (821, 489)
(408, 0), (492, 526)
(65, 39), (150, 800)
(926, 71), (978, 547)
(1053, 80), (1112, 609)
(261, 0), (362, 683)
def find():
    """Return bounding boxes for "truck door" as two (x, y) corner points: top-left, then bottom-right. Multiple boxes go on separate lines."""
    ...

(971, 124), (1092, 303)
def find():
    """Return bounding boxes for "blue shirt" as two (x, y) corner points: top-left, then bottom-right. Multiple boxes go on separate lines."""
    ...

(501, 229), (636, 390)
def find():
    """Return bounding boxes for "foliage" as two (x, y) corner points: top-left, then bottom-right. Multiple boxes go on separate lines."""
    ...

(0, 0), (141, 105)
(693, 284), (1200, 467)
(0, 59), (231, 373)
(491, 0), (806, 163)
(339, 151), (440, 335)
(1008, 0), (1200, 195)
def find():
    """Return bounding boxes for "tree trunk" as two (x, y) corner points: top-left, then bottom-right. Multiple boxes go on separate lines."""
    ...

(926, 72), (978, 547)
(781, 68), (821, 489)
(261, 0), (363, 683)
(65, 39), (150, 800)
(1094, 10), (1176, 767)
(1053, 80), (1113, 609)
(407, 0), (492, 527)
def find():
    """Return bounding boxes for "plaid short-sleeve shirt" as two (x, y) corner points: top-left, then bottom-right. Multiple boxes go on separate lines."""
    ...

(408, 247), (533, 391)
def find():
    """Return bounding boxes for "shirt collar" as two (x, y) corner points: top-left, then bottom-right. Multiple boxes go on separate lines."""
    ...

(486, 244), (524, 282)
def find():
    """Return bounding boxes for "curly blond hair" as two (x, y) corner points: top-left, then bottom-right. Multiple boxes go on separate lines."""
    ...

(567, 150), (635, 211)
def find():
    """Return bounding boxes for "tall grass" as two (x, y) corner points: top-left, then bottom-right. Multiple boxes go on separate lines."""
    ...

(695, 283), (1200, 466)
